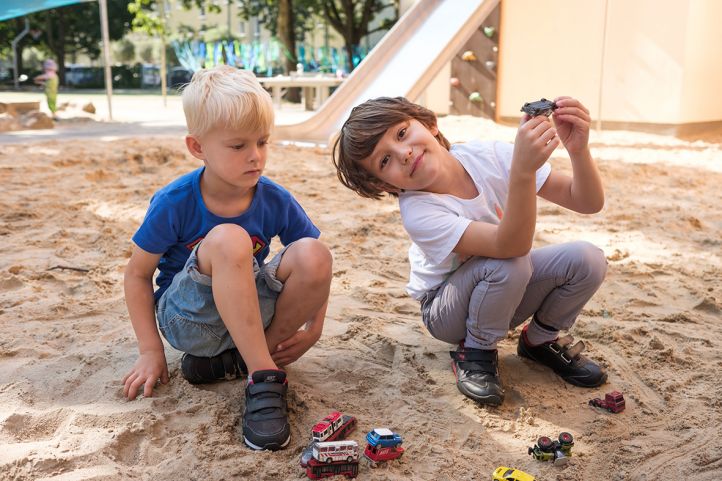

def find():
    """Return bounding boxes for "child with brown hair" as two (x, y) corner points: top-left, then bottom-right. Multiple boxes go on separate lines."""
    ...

(332, 96), (607, 406)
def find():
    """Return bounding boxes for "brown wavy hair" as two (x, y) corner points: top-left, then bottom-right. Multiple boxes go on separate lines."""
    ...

(332, 97), (451, 200)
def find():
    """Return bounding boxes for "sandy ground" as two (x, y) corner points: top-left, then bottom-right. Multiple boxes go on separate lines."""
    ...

(0, 115), (721, 481)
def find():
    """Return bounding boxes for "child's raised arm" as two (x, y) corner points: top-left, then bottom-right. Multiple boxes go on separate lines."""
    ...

(455, 115), (559, 259)
(537, 97), (603, 213)
(122, 245), (168, 400)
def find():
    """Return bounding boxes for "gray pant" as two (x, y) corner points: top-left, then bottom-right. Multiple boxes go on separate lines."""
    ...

(420, 241), (607, 349)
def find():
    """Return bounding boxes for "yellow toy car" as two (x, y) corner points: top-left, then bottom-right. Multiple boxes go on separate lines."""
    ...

(492, 466), (536, 481)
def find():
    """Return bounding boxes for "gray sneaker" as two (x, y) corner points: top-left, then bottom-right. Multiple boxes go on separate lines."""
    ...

(243, 369), (291, 451)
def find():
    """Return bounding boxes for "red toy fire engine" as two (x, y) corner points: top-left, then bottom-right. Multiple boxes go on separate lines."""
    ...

(312, 411), (357, 442)
(589, 391), (626, 413)
(305, 441), (359, 479)
(301, 412), (358, 468)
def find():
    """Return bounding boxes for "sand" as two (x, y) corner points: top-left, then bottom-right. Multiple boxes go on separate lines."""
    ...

(0, 117), (721, 481)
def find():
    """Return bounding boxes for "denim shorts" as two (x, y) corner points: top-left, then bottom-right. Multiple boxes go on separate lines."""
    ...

(156, 243), (288, 357)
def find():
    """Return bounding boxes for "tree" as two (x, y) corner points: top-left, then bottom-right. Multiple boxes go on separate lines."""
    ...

(235, 0), (318, 102)
(114, 38), (137, 63)
(0, 1), (133, 84)
(317, 0), (396, 73)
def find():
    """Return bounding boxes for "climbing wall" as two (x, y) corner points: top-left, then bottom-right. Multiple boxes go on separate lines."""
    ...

(449, 2), (500, 119)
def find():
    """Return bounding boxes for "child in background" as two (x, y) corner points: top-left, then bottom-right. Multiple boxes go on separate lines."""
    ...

(332, 96), (607, 406)
(34, 59), (59, 119)
(122, 65), (333, 450)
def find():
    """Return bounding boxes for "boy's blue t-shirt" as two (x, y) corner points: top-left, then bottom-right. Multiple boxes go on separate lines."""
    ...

(132, 167), (320, 301)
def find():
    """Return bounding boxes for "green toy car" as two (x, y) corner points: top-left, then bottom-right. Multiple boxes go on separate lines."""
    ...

(528, 432), (574, 466)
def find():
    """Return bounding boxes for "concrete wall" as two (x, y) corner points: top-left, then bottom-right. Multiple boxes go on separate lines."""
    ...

(496, 0), (722, 125)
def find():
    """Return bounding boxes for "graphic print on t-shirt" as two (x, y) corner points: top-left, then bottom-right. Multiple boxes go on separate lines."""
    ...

(250, 235), (266, 255)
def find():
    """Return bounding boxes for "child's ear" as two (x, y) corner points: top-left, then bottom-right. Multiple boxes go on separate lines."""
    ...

(430, 124), (439, 136)
(185, 135), (205, 160)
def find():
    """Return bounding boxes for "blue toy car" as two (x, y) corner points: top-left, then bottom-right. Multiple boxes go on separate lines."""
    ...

(366, 428), (403, 448)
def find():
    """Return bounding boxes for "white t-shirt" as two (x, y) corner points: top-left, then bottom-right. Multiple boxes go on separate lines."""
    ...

(399, 140), (551, 300)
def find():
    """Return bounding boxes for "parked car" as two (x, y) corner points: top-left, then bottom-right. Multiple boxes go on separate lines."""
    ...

(365, 428), (402, 448)
(168, 66), (193, 89)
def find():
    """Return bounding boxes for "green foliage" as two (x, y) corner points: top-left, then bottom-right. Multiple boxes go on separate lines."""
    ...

(128, 0), (167, 37)
(0, 0), (133, 80)
(140, 44), (155, 63)
(236, 0), (317, 40)
(114, 38), (137, 63)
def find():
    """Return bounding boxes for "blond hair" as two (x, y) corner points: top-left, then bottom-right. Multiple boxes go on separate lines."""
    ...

(182, 65), (274, 138)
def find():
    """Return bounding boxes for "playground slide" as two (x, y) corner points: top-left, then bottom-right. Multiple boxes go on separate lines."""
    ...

(274, 0), (499, 143)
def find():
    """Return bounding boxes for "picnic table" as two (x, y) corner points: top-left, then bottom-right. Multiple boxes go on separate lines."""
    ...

(258, 75), (344, 111)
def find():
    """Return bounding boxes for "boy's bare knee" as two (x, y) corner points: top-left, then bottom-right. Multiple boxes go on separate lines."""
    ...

(198, 224), (253, 266)
(287, 238), (333, 283)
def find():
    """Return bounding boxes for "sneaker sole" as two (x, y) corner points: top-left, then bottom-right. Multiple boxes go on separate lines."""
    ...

(456, 381), (504, 406)
(452, 360), (504, 406)
(244, 434), (291, 451)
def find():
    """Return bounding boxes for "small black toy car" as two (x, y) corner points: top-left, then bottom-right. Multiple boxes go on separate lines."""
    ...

(521, 98), (557, 117)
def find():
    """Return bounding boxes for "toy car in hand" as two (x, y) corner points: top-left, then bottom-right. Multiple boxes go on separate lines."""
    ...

(528, 432), (574, 466)
(365, 428), (403, 448)
(492, 466), (536, 481)
(521, 98), (557, 117)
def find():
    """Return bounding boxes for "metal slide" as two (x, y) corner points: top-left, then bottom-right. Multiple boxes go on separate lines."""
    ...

(273, 0), (499, 143)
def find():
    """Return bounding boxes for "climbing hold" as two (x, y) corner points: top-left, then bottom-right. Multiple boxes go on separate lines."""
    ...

(462, 50), (477, 62)
(450, 77), (461, 87)
(469, 92), (483, 103)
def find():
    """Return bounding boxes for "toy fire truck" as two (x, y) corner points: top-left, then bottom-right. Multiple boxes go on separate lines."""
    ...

(301, 412), (357, 468)
(589, 391), (626, 413)
(305, 440), (359, 479)
(363, 428), (404, 467)
(312, 411), (357, 442)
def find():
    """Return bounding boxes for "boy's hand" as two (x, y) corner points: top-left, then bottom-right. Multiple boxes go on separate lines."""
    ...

(552, 96), (591, 156)
(122, 350), (169, 400)
(513, 114), (559, 174)
(270, 327), (321, 367)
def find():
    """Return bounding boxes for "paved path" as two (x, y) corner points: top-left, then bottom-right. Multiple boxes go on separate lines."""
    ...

(0, 90), (313, 144)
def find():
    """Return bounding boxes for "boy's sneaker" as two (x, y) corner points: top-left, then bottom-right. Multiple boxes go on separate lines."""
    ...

(180, 348), (247, 384)
(517, 326), (607, 387)
(450, 345), (505, 406)
(243, 369), (291, 451)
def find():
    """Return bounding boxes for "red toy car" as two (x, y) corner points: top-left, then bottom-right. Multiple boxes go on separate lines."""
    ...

(589, 391), (625, 413)
(363, 443), (405, 467)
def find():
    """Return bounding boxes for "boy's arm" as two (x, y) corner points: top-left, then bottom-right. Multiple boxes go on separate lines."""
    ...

(538, 97), (604, 214)
(122, 245), (168, 400)
(454, 115), (559, 259)
(270, 300), (327, 367)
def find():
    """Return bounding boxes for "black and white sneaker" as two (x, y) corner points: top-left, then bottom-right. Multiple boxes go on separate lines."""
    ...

(450, 345), (505, 406)
(243, 369), (291, 451)
(180, 348), (247, 384)
(517, 326), (607, 388)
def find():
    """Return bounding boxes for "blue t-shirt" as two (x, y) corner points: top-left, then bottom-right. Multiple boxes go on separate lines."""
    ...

(132, 167), (320, 300)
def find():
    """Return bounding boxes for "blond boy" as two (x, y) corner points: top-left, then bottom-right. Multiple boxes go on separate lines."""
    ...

(122, 66), (332, 451)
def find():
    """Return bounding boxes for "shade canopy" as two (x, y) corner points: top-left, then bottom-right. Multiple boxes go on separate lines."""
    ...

(0, 0), (95, 22)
